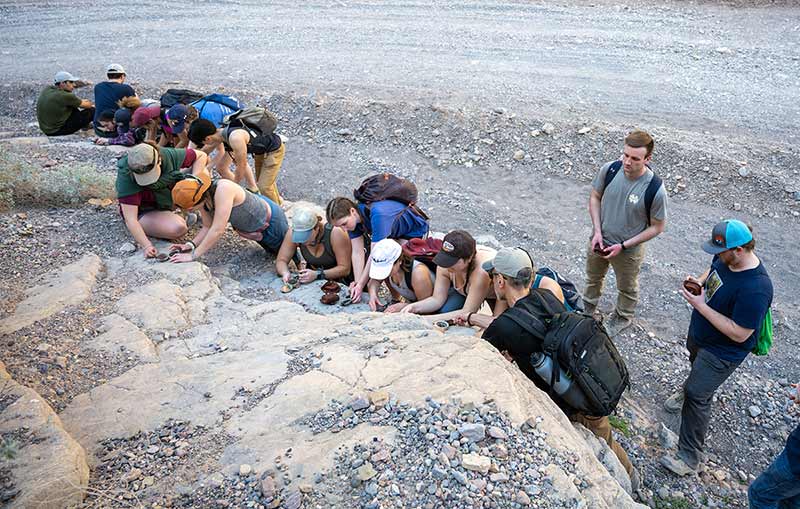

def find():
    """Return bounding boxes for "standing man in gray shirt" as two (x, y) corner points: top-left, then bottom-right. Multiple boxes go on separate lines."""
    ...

(584, 130), (668, 336)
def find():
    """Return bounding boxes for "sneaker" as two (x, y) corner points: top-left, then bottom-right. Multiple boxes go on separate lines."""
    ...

(605, 313), (633, 337)
(663, 390), (685, 414)
(660, 454), (696, 476)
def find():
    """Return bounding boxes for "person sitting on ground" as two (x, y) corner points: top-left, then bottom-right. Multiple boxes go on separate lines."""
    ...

(93, 110), (135, 147)
(188, 118), (285, 203)
(325, 196), (429, 304)
(92, 63), (136, 138)
(451, 247), (639, 490)
(169, 174), (289, 263)
(401, 230), (499, 321)
(275, 206), (353, 284)
(162, 103), (189, 148)
(131, 104), (162, 143)
(116, 142), (208, 258)
(366, 239), (435, 312)
(36, 71), (95, 136)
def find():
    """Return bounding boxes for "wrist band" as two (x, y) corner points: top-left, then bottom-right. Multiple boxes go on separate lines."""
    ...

(186, 240), (196, 251)
(621, 241), (627, 251)
(467, 312), (474, 326)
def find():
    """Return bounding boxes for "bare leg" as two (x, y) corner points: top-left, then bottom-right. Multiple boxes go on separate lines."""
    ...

(138, 211), (188, 240)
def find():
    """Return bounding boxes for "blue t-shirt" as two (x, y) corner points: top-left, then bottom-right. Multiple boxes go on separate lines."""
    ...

(93, 82), (136, 123)
(787, 423), (800, 478)
(349, 200), (429, 243)
(688, 256), (772, 363)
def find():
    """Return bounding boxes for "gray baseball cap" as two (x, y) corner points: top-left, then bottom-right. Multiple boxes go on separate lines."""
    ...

(53, 71), (79, 84)
(481, 247), (533, 279)
(106, 63), (126, 74)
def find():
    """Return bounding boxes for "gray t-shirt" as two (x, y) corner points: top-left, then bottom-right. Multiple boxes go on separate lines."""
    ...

(592, 161), (668, 245)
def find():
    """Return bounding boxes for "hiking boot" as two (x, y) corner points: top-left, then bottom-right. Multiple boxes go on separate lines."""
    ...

(660, 454), (696, 476)
(605, 313), (633, 337)
(583, 301), (597, 317)
(663, 390), (685, 414)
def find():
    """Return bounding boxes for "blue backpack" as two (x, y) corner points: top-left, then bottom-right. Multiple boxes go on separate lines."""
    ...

(190, 94), (246, 127)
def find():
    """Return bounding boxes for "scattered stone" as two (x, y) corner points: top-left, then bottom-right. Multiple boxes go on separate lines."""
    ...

(283, 489), (302, 509)
(513, 150), (525, 161)
(738, 167), (750, 177)
(239, 464), (252, 476)
(261, 476), (277, 498)
(487, 426), (508, 440)
(748, 405), (762, 417)
(458, 423), (486, 442)
(461, 453), (491, 474)
(368, 389), (389, 408)
(515, 489), (532, 505)
(356, 462), (377, 481)
(658, 423), (679, 450)
(577, 126), (592, 134)
(541, 123), (555, 135)
(348, 394), (370, 411)
(119, 242), (137, 254)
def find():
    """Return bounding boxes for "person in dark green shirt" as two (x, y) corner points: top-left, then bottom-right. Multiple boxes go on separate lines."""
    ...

(36, 71), (95, 136)
(116, 142), (208, 258)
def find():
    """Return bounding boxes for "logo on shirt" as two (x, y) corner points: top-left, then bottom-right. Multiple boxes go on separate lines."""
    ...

(705, 270), (723, 302)
(628, 194), (640, 205)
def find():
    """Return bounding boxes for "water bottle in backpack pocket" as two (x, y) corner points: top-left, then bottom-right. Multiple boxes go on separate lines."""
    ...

(530, 352), (590, 411)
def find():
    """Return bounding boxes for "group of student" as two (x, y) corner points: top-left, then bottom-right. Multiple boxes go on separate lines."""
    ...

(35, 66), (797, 507)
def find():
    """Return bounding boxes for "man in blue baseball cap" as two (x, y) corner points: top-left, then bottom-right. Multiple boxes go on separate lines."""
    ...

(661, 219), (773, 476)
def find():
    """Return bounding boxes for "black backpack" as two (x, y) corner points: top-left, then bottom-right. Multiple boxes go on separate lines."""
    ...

(603, 160), (663, 225)
(160, 88), (205, 108)
(504, 290), (629, 416)
(354, 173), (429, 220)
(535, 267), (584, 312)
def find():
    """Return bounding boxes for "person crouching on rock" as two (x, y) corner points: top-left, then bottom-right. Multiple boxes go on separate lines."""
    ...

(275, 206), (353, 284)
(367, 239), (435, 313)
(402, 230), (501, 321)
(116, 142), (208, 258)
(168, 174), (288, 263)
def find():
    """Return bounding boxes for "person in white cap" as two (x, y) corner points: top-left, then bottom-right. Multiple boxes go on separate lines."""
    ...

(366, 239), (435, 312)
(36, 71), (95, 136)
(93, 63), (136, 138)
(275, 206), (353, 284)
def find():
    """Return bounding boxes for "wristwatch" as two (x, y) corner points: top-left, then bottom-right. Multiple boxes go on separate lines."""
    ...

(316, 268), (325, 280)
(621, 241), (627, 251)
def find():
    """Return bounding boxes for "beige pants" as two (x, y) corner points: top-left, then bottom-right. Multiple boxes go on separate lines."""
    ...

(570, 413), (634, 476)
(583, 241), (645, 319)
(253, 142), (285, 204)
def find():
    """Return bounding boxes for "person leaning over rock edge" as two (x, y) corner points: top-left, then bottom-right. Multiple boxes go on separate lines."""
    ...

(169, 173), (289, 263)
(275, 206), (353, 284)
(92, 63), (136, 138)
(749, 382), (800, 508)
(326, 196), (429, 304)
(450, 247), (639, 490)
(660, 220), (773, 477)
(188, 118), (285, 203)
(36, 71), (95, 136)
(584, 129), (667, 336)
(367, 239), (435, 312)
(402, 230), (500, 321)
(116, 141), (209, 258)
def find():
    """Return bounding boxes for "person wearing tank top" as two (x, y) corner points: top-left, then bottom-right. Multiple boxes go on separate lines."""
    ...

(167, 173), (288, 262)
(275, 206), (353, 285)
(367, 239), (435, 313)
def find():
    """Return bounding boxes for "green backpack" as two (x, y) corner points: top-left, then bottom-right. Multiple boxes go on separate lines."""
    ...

(752, 308), (773, 356)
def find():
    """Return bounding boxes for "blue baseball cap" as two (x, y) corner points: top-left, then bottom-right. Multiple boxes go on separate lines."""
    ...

(166, 104), (188, 134)
(701, 219), (753, 254)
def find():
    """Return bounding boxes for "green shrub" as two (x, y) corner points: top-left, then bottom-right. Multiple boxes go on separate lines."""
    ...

(0, 148), (114, 211)
(608, 414), (633, 437)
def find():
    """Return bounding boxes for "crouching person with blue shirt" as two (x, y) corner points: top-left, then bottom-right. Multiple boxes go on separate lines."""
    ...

(661, 220), (773, 476)
(749, 382), (800, 508)
(325, 196), (429, 303)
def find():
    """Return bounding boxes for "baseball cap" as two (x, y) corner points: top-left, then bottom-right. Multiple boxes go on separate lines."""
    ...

(53, 71), (79, 84)
(482, 247), (533, 279)
(432, 230), (476, 268)
(291, 207), (319, 243)
(131, 105), (161, 128)
(166, 104), (188, 134)
(172, 173), (212, 210)
(369, 239), (403, 280)
(127, 144), (161, 186)
(114, 109), (132, 130)
(106, 63), (126, 74)
(702, 219), (753, 254)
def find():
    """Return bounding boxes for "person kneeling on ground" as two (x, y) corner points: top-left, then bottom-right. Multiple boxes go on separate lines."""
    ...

(36, 71), (95, 136)
(402, 230), (499, 321)
(275, 206), (353, 284)
(367, 239), (435, 313)
(93, 110), (135, 147)
(169, 174), (288, 262)
(326, 196), (429, 304)
(452, 247), (639, 489)
(748, 382), (800, 508)
(116, 142), (209, 258)
(188, 118), (285, 202)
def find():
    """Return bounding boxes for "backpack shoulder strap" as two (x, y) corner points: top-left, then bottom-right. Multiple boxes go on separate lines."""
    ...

(404, 266), (413, 291)
(644, 172), (663, 226)
(603, 160), (623, 191)
(501, 306), (548, 340)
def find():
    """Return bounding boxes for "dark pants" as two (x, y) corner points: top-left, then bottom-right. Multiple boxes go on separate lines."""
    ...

(677, 337), (742, 468)
(748, 446), (800, 509)
(48, 107), (95, 136)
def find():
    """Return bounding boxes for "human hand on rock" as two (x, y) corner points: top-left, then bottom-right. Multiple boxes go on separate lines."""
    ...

(385, 302), (407, 313)
(298, 269), (317, 284)
(143, 245), (158, 258)
(349, 282), (363, 303)
(170, 252), (193, 263)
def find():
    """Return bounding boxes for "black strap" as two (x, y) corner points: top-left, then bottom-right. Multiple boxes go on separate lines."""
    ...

(502, 306), (548, 341)
(602, 160), (661, 225)
(404, 266), (413, 290)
